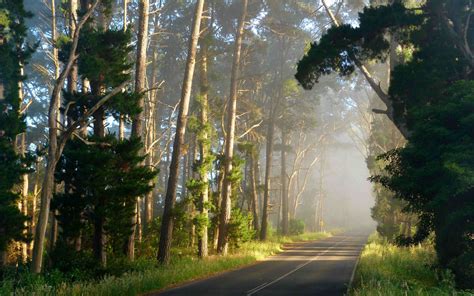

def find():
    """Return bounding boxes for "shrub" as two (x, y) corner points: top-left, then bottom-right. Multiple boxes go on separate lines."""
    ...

(289, 219), (305, 235)
(228, 208), (255, 248)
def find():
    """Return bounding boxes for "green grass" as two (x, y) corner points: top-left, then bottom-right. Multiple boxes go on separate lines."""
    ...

(0, 231), (332, 296)
(350, 233), (474, 296)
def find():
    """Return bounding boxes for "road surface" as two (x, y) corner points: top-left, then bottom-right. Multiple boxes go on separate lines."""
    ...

(154, 231), (369, 296)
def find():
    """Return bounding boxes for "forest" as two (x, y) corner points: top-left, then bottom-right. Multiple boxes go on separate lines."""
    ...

(0, 0), (472, 295)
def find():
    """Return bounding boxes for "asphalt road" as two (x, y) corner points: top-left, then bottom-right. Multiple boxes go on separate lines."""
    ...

(155, 230), (370, 296)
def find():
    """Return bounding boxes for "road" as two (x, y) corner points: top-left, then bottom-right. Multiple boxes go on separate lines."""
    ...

(154, 231), (369, 296)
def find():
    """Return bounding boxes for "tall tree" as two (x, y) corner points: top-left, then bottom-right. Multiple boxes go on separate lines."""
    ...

(0, 0), (32, 266)
(217, 0), (248, 255)
(126, 0), (150, 262)
(280, 130), (289, 235)
(31, 1), (128, 273)
(196, 1), (213, 258)
(157, 0), (205, 265)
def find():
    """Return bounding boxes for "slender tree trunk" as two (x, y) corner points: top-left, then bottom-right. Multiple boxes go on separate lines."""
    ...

(49, 211), (58, 254)
(260, 112), (275, 241)
(31, 1), (117, 272)
(217, 0), (248, 255)
(317, 153), (324, 232)
(280, 130), (289, 235)
(91, 0), (109, 261)
(157, 0), (205, 264)
(67, 0), (80, 253)
(31, 0), (62, 272)
(213, 166), (224, 250)
(45, 0), (61, 256)
(31, 150), (58, 273)
(131, 0), (148, 137)
(249, 148), (260, 232)
(17, 58), (28, 263)
(197, 22), (210, 257)
(144, 20), (160, 228)
(93, 107), (107, 267)
(29, 159), (41, 257)
(93, 212), (107, 267)
(125, 0), (149, 261)
(118, 0), (128, 139)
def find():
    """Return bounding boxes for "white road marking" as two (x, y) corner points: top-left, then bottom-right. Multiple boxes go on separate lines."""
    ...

(246, 282), (269, 294)
(246, 236), (351, 296)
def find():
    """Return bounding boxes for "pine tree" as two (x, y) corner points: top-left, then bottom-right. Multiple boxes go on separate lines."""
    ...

(0, 0), (33, 265)
(52, 12), (156, 267)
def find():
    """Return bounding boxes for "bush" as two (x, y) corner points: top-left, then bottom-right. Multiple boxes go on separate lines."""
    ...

(289, 219), (305, 235)
(350, 234), (473, 296)
(228, 208), (255, 248)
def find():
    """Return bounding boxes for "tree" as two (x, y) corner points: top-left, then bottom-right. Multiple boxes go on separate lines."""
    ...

(217, 0), (248, 255)
(31, 0), (129, 273)
(157, 0), (205, 265)
(296, 0), (474, 287)
(53, 137), (156, 265)
(195, 1), (213, 258)
(0, 0), (33, 266)
(127, 0), (150, 262)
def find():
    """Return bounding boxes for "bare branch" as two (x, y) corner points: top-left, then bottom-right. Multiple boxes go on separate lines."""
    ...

(61, 81), (129, 144)
(238, 120), (263, 139)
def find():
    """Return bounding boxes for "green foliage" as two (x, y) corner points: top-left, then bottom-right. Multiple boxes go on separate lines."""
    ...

(373, 82), (474, 288)
(52, 15), (157, 267)
(295, 3), (421, 91)
(297, 0), (474, 288)
(77, 27), (132, 87)
(228, 208), (255, 248)
(288, 219), (305, 235)
(53, 137), (157, 257)
(0, 0), (33, 253)
(350, 234), (472, 295)
(60, 26), (140, 121)
(0, 232), (332, 295)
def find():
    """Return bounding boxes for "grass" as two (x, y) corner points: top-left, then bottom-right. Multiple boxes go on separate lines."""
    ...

(0, 231), (332, 296)
(350, 233), (474, 296)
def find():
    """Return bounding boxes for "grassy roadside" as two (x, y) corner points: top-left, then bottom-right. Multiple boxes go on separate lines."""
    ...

(349, 233), (474, 296)
(0, 232), (332, 296)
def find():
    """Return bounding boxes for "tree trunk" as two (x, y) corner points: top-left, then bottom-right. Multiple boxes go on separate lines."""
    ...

(125, 0), (149, 261)
(260, 111), (275, 241)
(30, 0), (63, 267)
(17, 60), (28, 262)
(197, 19), (211, 257)
(48, 211), (58, 254)
(249, 147), (260, 232)
(144, 22), (159, 228)
(213, 166), (224, 250)
(29, 159), (41, 257)
(118, 0), (128, 139)
(93, 213), (107, 267)
(93, 106), (107, 267)
(157, 0), (205, 265)
(280, 130), (289, 235)
(131, 0), (148, 137)
(217, 0), (248, 255)
(31, 1), (115, 272)
(31, 153), (58, 273)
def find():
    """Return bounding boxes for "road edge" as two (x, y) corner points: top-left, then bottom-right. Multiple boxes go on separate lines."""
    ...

(345, 235), (369, 295)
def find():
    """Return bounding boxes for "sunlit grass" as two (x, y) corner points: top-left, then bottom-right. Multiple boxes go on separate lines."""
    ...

(0, 231), (333, 296)
(350, 233), (474, 296)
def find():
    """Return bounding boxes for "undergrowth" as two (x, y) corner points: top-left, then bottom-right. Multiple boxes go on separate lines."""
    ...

(0, 231), (332, 296)
(350, 233), (474, 296)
